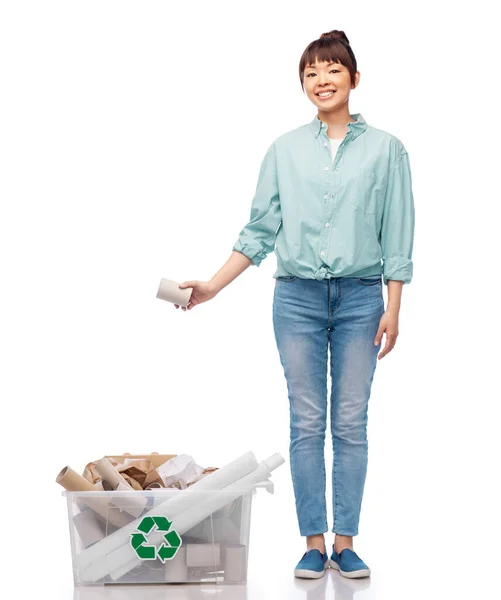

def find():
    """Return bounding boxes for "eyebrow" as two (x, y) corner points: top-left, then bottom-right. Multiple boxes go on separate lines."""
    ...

(305, 62), (339, 71)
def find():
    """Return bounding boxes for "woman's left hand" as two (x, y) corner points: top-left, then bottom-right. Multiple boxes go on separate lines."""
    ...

(374, 309), (399, 359)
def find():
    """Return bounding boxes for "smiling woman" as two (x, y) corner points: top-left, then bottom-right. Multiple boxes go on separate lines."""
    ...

(177, 28), (415, 583)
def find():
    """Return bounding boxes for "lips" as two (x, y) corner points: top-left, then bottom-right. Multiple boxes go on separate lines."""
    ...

(316, 90), (336, 98)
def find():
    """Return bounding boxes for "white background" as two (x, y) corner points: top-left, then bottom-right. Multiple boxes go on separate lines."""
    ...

(1, 1), (500, 599)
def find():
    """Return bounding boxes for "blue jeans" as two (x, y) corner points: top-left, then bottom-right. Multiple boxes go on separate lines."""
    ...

(272, 275), (385, 537)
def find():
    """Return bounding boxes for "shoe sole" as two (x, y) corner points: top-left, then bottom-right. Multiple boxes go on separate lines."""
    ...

(329, 558), (371, 578)
(294, 561), (330, 579)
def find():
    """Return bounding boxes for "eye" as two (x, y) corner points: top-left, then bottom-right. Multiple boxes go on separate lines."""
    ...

(330, 69), (340, 73)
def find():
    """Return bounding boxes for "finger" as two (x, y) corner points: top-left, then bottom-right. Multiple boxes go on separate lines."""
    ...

(374, 327), (385, 346)
(174, 304), (179, 309)
(179, 281), (195, 289)
(379, 337), (396, 359)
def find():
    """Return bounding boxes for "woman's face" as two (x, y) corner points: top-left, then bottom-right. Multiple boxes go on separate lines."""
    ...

(303, 60), (359, 111)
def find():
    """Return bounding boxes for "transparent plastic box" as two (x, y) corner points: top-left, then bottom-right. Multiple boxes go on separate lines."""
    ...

(63, 481), (272, 586)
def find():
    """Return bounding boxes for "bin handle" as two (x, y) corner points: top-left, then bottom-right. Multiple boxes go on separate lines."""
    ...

(253, 479), (274, 494)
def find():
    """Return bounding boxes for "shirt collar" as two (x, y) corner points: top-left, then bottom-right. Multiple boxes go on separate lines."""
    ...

(309, 112), (367, 140)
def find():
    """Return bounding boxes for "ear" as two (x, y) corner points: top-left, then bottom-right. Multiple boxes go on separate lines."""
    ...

(352, 71), (361, 89)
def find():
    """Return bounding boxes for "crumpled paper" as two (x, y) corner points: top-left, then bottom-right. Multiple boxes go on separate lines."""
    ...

(83, 455), (218, 491)
(157, 454), (205, 490)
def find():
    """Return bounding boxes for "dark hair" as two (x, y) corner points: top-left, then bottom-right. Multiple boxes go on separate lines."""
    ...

(299, 30), (358, 91)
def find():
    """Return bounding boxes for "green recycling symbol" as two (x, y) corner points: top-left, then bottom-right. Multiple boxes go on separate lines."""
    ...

(130, 516), (182, 563)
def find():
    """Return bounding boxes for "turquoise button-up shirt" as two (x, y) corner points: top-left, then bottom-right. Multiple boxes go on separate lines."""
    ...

(232, 113), (415, 284)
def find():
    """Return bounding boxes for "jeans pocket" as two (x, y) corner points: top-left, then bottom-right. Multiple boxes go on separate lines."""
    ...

(276, 275), (298, 283)
(356, 275), (381, 286)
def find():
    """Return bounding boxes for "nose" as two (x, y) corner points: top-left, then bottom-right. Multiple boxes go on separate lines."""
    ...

(318, 72), (329, 85)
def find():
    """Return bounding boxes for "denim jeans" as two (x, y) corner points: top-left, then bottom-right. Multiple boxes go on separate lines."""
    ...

(272, 275), (385, 537)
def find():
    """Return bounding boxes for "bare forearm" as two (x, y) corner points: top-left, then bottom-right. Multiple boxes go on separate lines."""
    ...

(209, 250), (253, 294)
(386, 280), (403, 312)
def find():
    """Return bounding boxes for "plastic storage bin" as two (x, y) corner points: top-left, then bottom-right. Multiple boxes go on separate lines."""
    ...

(63, 481), (272, 586)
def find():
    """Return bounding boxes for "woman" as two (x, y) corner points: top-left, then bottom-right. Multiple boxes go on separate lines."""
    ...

(175, 30), (415, 580)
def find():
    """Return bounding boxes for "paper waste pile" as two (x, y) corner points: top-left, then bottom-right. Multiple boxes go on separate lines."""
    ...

(57, 451), (284, 584)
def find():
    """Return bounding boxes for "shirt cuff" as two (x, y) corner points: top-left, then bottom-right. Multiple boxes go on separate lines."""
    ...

(383, 257), (413, 285)
(232, 242), (268, 267)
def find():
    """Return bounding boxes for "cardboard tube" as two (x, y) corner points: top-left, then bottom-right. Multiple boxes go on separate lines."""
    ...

(76, 481), (104, 512)
(73, 510), (107, 548)
(56, 466), (132, 528)
(156, 278), (193, 307)
(144, 482), (162, 489)
(95, 458), (148, 518)
(164, 545), (188, 582)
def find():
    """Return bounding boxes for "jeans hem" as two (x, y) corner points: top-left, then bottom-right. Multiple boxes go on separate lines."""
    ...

(300, 527), (329, 537)
(332, 527), (359, 536)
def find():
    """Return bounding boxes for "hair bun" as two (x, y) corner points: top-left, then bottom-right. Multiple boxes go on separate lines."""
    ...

(319, 30), (349, 45)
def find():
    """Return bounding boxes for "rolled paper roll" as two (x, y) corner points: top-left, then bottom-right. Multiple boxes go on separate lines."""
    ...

(164, 545), (188, 582)
(95, 458), (148, 518)
(223, 544), (247, 582)
(156, 278), (193, 308)
(95, 458), (133, 490)
(56, 466), (132, 528)
(73, 510), (107, 548)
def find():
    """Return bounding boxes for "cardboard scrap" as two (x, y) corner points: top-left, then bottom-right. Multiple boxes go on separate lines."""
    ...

(82, 453), (219, 492)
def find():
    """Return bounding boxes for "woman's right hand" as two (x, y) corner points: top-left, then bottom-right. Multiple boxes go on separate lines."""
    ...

(174, 280), (218, 311)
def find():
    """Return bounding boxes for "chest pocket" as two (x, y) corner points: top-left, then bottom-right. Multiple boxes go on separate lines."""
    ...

(349, 170), (378, 215)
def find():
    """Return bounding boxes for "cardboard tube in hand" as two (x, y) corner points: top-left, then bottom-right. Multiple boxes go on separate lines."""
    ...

(156, 278), (193, 308)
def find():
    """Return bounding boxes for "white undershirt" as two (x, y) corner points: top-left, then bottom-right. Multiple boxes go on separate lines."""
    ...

(329, 137), (343, 163)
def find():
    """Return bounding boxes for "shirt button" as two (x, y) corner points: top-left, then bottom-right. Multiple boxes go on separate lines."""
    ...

(325, 223), (330, 227)
(324, 142), (328, 147)
(324, 166), (329, 171)
(320, 251), (326, 256)
(324, 194), (328, 199)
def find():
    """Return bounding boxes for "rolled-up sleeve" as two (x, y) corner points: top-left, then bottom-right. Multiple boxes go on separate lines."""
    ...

(232, 142), (282, 266)
(380, 148), (415, 285)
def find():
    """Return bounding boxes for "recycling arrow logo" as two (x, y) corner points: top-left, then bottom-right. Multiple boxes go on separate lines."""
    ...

(129, 516), (182, 563)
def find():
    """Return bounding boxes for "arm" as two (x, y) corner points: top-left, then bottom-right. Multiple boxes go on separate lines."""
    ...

(231, 142), (282, 267)
(179, 142), (281, 307)
(380, 147), (415, 287)
(209, 250), (253, 295)
(374, 146), (415, 357)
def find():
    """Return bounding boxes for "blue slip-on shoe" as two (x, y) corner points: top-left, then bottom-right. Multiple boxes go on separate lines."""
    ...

(294, 549), (330, 579)
(330, 546), (371, 578)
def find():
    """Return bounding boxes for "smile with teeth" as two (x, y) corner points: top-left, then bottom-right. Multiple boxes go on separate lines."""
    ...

(317, 90), (336, 98)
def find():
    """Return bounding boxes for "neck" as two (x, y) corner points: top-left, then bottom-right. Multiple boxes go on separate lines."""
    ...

(318, 107), (356, 139)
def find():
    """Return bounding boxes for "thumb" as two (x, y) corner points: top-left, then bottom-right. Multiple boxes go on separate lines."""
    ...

(179, 281), (196, 289)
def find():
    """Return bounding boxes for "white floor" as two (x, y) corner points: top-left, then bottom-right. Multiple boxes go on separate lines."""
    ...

(49, 529), (488, 600)
(70, 570), (372, 600)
